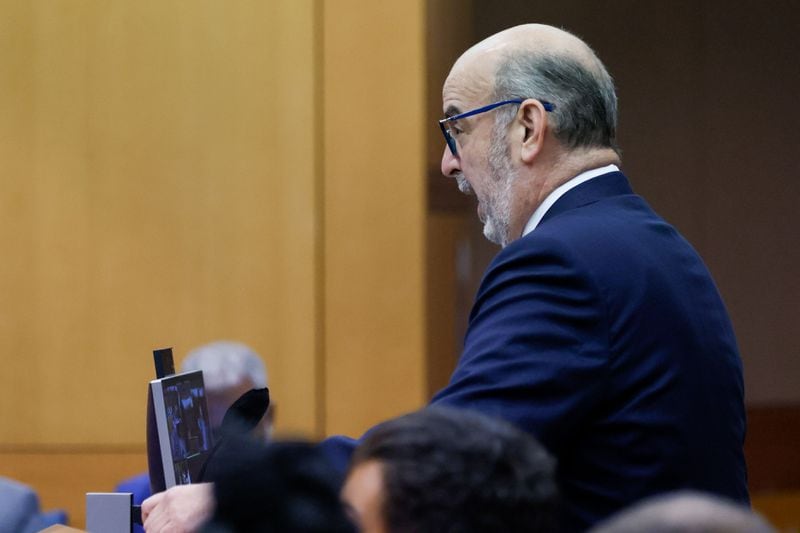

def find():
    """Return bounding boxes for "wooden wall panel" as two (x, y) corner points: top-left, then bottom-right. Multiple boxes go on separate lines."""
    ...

(424, 0), (477, 398)
(698, 1), (800, 406)
(0, 0), (439, 524)
(751, 490), (800, 531)
(745, 406), (800, 493)
(0, 0), (440, 524)
(426, 213), (461, 395)
(0, 0), (319, 445)
(0, 449), (146, 529)
(323, 1), (428, 437)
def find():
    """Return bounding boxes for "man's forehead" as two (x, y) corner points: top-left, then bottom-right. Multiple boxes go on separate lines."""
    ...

(441, 55), (495, 112)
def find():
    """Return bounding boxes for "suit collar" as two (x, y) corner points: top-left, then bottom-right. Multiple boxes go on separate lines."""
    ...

(523, 164), (620, 236)
(538, 171), (633, 226)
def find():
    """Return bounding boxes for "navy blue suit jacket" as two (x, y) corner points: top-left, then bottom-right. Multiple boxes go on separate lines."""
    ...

(322, 172), (748, 531)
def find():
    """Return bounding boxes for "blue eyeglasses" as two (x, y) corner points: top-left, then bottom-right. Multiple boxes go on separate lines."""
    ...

(438, 98), (556, 156)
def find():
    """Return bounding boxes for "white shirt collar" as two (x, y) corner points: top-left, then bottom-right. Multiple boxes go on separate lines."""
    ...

(521, 164), (620, 237)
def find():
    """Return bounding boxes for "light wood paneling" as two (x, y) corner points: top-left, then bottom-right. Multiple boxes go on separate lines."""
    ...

(0, 0), (437, 519)
(0, 449), (147, 529)
(0, 1), (319, 444)
(322, 1), (428, 436)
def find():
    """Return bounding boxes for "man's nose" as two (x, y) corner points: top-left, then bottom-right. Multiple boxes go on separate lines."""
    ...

(441, 145), (461, 178)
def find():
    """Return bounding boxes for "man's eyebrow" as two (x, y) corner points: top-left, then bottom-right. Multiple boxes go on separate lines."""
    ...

(444, 104), (462, 118)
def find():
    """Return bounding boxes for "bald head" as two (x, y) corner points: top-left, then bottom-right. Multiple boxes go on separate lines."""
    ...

(453, 24), (600, 74)
(444, 23), (618, 154)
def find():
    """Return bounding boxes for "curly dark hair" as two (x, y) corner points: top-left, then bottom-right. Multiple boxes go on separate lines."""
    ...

(349, 407), (559, 533)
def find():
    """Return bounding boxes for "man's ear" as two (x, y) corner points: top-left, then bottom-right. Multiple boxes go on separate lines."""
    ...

(518, 99), (549, 164)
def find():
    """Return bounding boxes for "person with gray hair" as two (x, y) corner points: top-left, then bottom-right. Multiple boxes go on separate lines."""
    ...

(182, 340), (273, 441)
(589, 491), (775, 533)
(116, 340), (273, 525)
(142, 24), (748, 532)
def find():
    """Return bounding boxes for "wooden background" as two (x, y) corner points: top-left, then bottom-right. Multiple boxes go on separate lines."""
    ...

(0, 0), (427, 526)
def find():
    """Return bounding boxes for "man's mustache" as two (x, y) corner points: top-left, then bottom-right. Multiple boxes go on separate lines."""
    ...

(455, 174), (472, 194)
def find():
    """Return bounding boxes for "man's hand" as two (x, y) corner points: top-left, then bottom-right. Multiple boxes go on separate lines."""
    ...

(142, 483), (215, 533)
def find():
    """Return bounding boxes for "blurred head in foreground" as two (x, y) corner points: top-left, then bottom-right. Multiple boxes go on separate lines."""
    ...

(201, 439), (356, 533)
(341, 406), (559, 533)
(589, 490), (775, 533)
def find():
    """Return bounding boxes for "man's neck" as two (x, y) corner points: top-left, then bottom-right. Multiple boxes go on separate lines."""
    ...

(540, 147), (621, 200)
(509, 147), (620, 241)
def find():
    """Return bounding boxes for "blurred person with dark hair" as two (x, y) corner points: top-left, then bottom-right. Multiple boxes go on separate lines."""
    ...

(589, 491), (775, 533)
(197, 439), (356, 533)
(341, 407), (559, 533)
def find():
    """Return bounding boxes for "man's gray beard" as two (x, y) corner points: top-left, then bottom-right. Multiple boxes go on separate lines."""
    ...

(482, 130), (516, 247)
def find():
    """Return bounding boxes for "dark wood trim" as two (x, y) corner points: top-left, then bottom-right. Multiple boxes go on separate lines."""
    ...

(428, 170), (475, 213)
(746, 404), (800, 493)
